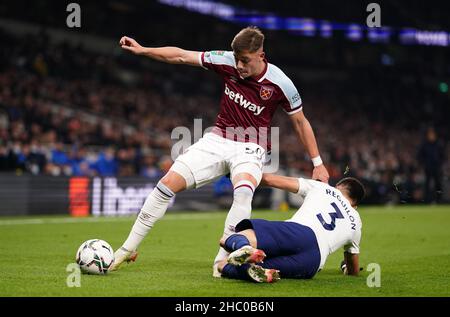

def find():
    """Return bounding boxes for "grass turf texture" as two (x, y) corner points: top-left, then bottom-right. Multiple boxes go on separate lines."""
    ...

(0, 205), (449, 297)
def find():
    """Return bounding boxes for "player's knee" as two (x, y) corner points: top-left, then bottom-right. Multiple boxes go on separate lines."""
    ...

(167, 161), (195, 191)
(160, 171), (188, 193)
(232, 173), (258, 187)
(231, 163), (262, 186)
(159, 172), (176, 188)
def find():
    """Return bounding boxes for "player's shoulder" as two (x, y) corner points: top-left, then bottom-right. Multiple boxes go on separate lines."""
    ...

(300, 178), (331, 190)
(204, 50), (236, 67)
(298, 178), (330, 197)
(265, 63), (300, 102)
(265, 63), (296, 88)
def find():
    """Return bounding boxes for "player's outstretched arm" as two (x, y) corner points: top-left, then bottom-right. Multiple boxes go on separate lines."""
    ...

(119, 36), (202, 66)
(289, 111), (330, 183)
(260, 174), (300, 193)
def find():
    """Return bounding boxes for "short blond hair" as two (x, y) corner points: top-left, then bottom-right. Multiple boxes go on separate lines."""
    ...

(231, 26), (265, 54)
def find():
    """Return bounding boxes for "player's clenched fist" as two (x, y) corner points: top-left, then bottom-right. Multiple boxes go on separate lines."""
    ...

(119, 36), (145, 55)
(312, 164), (329, 183)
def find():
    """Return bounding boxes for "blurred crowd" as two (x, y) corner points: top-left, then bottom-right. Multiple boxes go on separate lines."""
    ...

(0, 27), (448, 204)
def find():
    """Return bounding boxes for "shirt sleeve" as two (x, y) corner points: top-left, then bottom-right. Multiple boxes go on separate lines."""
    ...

(278, 78), (302, 115)
(344, 229), (361, 254)
(199, 50), (236, 76)
(297, 178), (328, 197)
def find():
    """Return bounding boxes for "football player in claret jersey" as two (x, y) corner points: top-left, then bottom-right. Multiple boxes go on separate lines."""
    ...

(217, 175), (365, 283)
(111, 26), (330, 276)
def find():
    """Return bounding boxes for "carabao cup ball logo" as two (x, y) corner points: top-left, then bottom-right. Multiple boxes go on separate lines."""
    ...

(260, 86), (274, 100)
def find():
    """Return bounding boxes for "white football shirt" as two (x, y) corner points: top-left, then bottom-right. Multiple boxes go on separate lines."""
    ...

(287, 178), (362, 269)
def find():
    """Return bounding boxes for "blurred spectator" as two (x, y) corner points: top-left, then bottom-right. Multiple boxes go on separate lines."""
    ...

(70, 147), (93, 176)
(417, 127), (446, 203)
(0, 145), (17, 171)
(91, 147), (118, 176)
(140, 154), (163, 179)
(51, 142), (70, 165)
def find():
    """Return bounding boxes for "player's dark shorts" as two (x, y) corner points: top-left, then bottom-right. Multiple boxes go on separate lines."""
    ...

(235, 219), (321, 279)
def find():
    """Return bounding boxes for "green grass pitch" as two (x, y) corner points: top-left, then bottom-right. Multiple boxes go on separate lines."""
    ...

(1, 205), (449, 297)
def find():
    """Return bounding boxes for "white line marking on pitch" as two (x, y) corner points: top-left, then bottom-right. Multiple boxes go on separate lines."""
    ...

(0, 213), (227, 226)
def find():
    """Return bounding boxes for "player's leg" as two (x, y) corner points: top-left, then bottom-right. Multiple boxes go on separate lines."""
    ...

(113, 133), (229, 271)
(257, 249), (320, 279)
(217, 260), (280, 283)
(220, 218), (288, 267)
(224, 171), (259, 236)
(221, 218), (287, 264)
(223, 252), (317, 282)
(219, 250), (318, 282)
(121, 168), (189, 251)
(221, 229), (266, 265)
(111, 168), (190, 270)
(230, 220), (321, 280)
(220, 219), (320, 282)
(213, 169), (261, 276)
(219, 228), (257, 249)
(210, 139), (265, 276)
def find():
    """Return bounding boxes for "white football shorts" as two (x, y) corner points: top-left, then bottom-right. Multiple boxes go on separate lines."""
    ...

(170, 132), (266, 189)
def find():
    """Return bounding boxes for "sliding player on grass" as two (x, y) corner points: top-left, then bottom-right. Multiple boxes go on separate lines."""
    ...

(217, 175), (365, 283)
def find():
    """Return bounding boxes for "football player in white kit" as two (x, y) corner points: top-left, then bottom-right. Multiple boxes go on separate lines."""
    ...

(217, 175), (365, 283)
(110, 26), (330, 275)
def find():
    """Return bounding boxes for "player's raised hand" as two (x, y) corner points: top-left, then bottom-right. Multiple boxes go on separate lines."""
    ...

(119, 36), (145, 55)
(312, 164), (329, 183)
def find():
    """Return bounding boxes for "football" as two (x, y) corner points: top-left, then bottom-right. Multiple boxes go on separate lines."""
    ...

(76, 239), (115, 275)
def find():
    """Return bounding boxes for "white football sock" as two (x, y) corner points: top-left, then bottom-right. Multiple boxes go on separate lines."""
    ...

(122, 181), (174, 252)
(214, 180), (255, 264)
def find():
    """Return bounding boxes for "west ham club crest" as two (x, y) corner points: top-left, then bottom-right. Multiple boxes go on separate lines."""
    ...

(260, 86), (274, 100)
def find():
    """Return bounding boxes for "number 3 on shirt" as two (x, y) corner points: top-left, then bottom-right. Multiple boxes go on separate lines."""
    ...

(316, 202), (344, 231)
